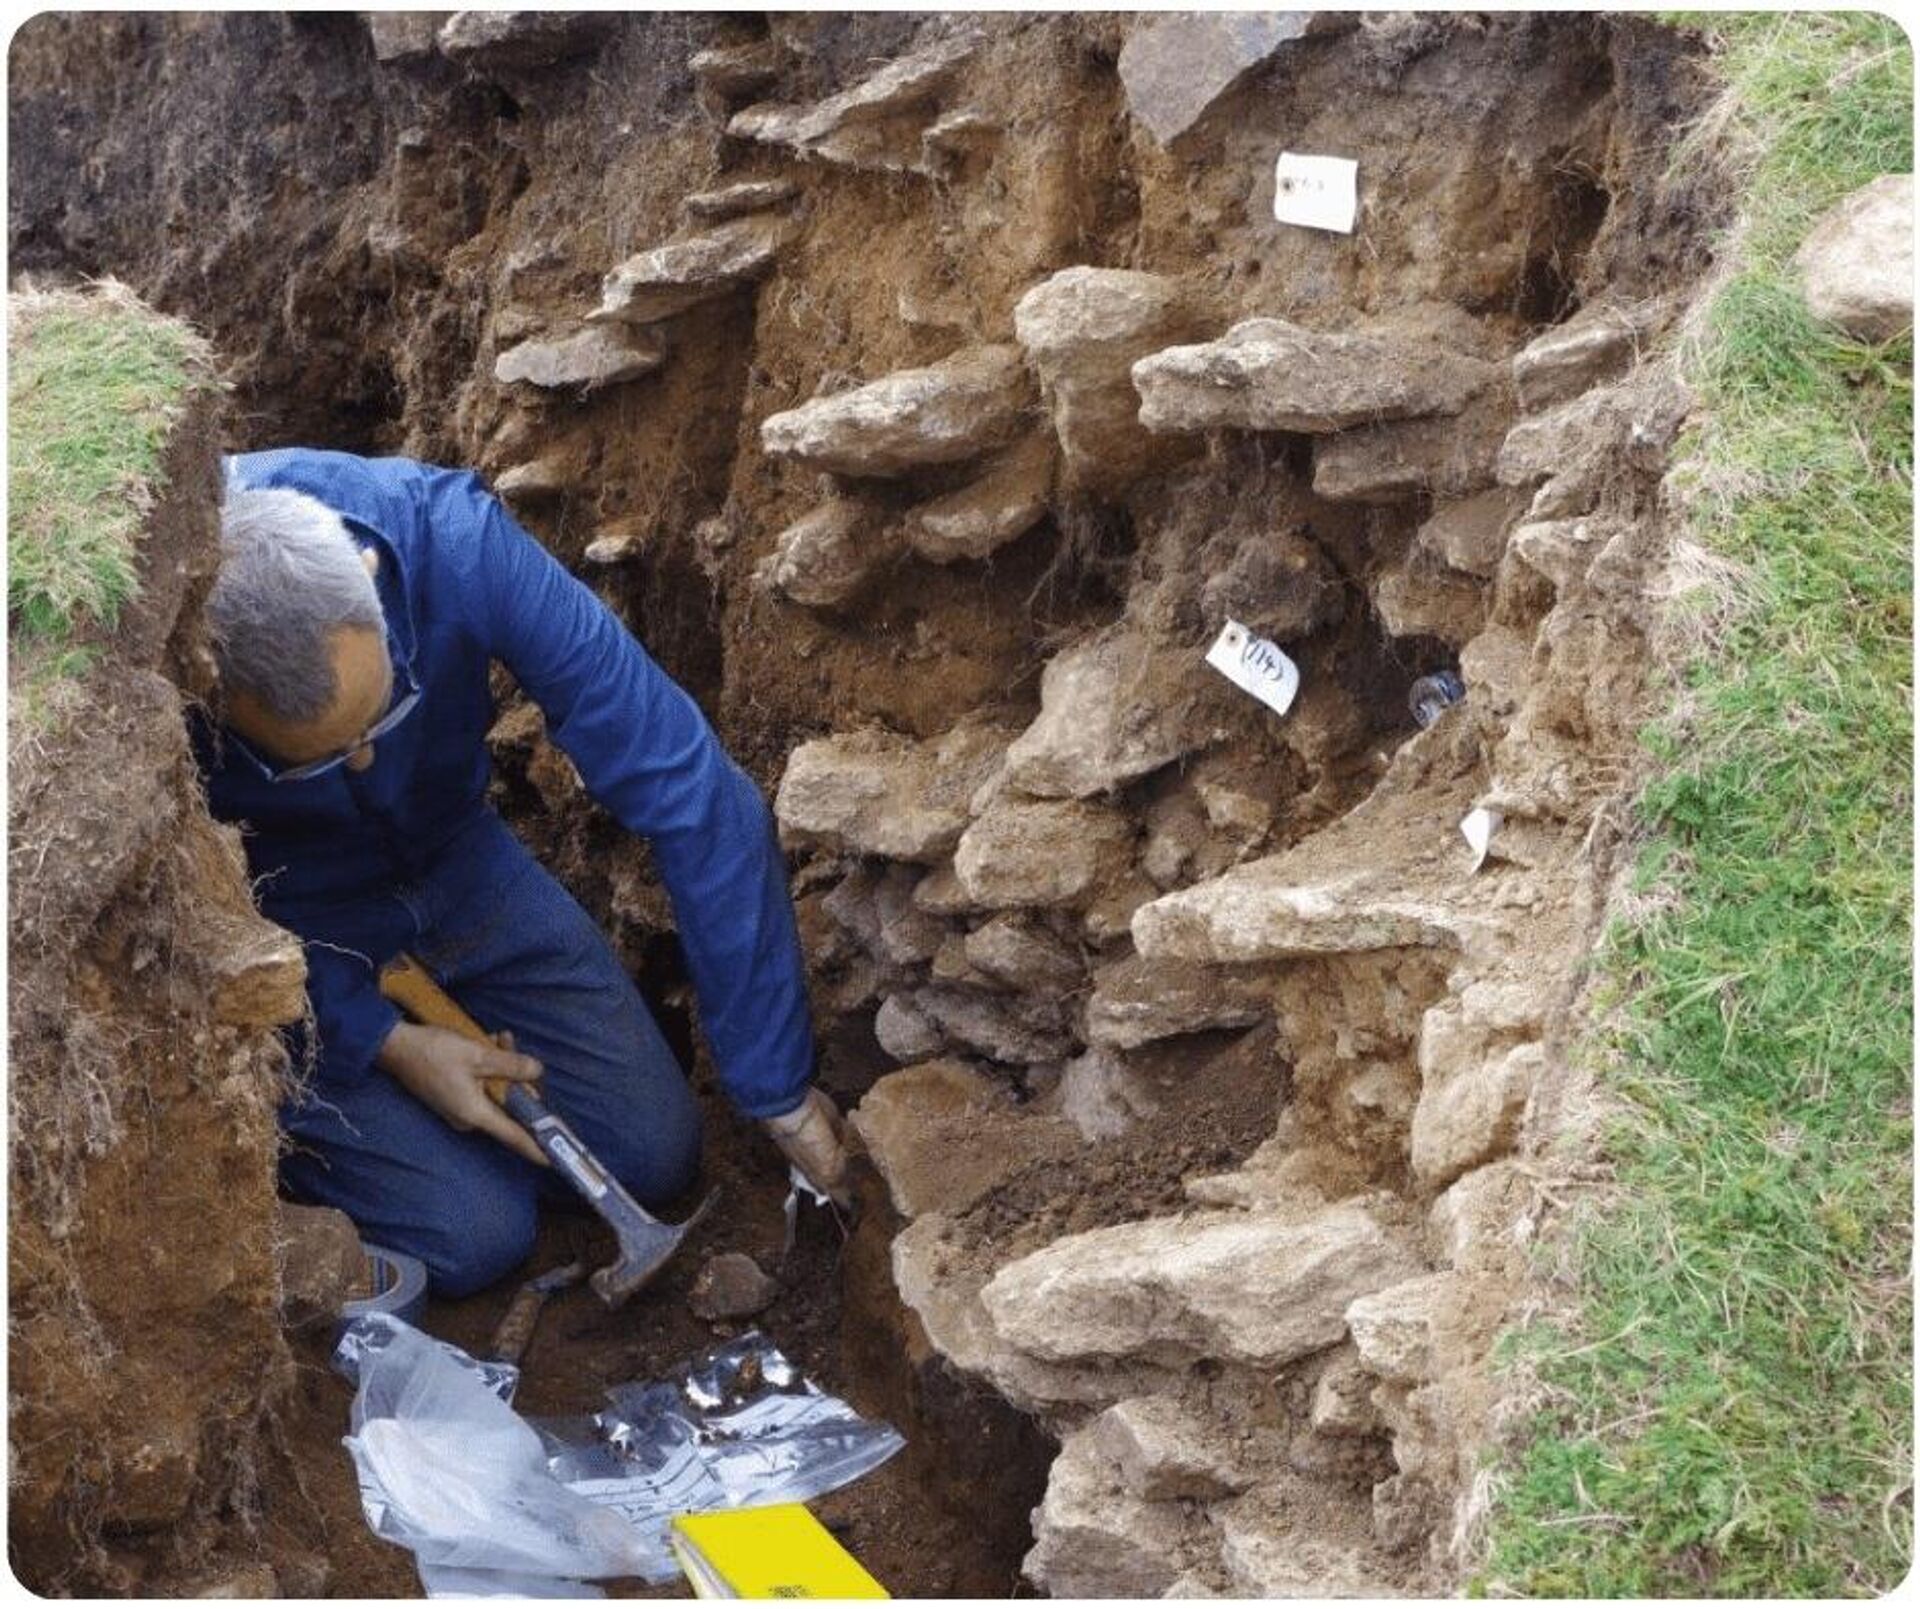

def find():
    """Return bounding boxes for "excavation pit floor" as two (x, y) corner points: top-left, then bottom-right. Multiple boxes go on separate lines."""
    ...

(257, 1067), (1055, 1600)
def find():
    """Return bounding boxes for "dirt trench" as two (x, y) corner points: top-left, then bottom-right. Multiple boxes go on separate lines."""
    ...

(9, 11), (1727, 1597)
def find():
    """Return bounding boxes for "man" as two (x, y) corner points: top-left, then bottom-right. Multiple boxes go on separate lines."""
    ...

(197, 448), (848, 1297)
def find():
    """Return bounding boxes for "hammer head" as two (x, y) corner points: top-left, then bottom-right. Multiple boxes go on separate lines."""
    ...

(590, 1186), (721, 1308)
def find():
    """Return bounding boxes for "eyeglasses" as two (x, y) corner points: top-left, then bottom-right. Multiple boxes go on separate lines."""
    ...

(234, 669), (423, 785)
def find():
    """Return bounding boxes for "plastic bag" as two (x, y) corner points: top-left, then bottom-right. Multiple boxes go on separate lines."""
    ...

(415, 1564), (604, 1598)
(343, 1317), (670, 1584)
(334, 1311), (520, 1403)
(536, 1331), (904, 1540)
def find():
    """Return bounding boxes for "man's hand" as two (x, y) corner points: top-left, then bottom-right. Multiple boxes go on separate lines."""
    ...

(377, 1022), (549, 1168)
(763, 1087), (852, 1208)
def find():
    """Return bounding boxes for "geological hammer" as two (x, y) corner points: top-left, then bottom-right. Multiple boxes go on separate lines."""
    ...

(379, 954), (716, 1307)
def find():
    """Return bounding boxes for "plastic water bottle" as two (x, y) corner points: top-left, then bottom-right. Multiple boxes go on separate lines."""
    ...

(1408, 670), (1465, 729)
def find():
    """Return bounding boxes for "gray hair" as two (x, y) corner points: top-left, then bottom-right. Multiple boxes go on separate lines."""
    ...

(210, 484), (387, 721)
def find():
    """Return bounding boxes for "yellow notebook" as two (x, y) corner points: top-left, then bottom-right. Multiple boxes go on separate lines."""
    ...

(669, 1504), (888, 1599)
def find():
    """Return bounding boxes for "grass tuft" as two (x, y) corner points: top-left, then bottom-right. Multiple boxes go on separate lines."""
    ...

(8, 281), (212, 647)
(1481, 13), (1912, 1597)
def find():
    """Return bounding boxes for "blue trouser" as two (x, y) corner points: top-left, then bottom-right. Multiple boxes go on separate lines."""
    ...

(279, 811), (702, 1297)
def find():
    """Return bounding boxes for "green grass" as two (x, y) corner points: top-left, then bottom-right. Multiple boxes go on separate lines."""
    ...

(8, 284), (211, 648)
(1481, 13), (1912, 1598)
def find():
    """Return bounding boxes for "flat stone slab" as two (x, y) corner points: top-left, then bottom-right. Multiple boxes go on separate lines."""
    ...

(906, 433), (1054, 563)
(1135, 316), (1498, 436)
(980, 1197), (1423, 1369)
(728, 30), (980, 173)
(682, 178), (801, 222)
(760, 345), (1032, 477)
(595, 219), (789, 325)
(493, 325), (662, 390)
(776, 723), (1010, 861)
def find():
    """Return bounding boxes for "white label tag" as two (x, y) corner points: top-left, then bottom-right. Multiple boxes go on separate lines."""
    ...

(1273, 151), (1358, 233)
(1205, 620), (1300, 718)
(1460, 806), (1503, 873)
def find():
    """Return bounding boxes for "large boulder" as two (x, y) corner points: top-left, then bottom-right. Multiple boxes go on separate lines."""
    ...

(1012, 267), (1210, 492)
(980, 1198), (1423, 1369)
(1116, 12), (1352, 145)
(953, 796), (1134, 908)
(1001, 626), (1203, 798)
(775, 723), (1009, 861)
(1794, 174), (1915, 342)
(760, 345), (1033, 477)
(1135, 317), (1498, 435)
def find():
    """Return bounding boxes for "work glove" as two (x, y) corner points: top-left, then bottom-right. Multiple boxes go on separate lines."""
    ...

(762, 1086), (852, 1209)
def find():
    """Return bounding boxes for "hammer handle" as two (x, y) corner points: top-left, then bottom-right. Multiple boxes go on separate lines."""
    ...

(378, 954), (514, 1104)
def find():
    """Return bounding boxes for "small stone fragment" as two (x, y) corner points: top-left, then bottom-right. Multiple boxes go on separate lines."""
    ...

(1117, 12), (1352, 145)
(494, 325), (662, 390)
(1509, 513), (1630, 593)
(1794, 173), (1914, 342)
(193, 1566), (279, 1599)
(1002, 626), (1203, 799)
(1310, 1348), (1384, 1438)
(495, 456), (569, 500)
(689, 1252), (780, 1320)
(1013, 267), (1210, 492)
(596, 219), (791, 324)
(905, 434), (1055, 563)
(953, 796), (1134, 909)
(776, 723), (1010, 861)
(1089, 1396), (1248, 1500)
(583, 530), (644, 565)
(204, 910), (307, 1028)
(682, 178), (801, 222)
(760, 345), (1033, 478)
(753, 497), (899, 608)
(1197, 526), (1343, 641)
(874, 993), (946, 1063)
(274, 1203), (366, 1335)
(1134, 317), (1498, 436)
(1057, 1046), (1160, 1141)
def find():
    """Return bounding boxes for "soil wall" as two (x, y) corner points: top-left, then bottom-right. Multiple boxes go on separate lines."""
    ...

(7, 296), (307, 1593)
(9, 12), (1725, 1594)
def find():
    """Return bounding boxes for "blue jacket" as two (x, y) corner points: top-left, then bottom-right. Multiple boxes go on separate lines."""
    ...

(198, 449), (813, 1120)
